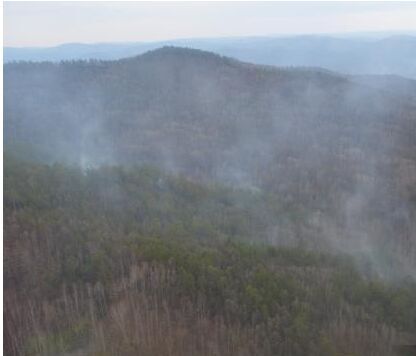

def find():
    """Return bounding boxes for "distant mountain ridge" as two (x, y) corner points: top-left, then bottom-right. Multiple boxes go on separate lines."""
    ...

(5, 35), (416, 78)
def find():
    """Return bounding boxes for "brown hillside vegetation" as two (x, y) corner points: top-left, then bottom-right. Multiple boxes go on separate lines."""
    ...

(4, 47), (416, 355)
(4, 157), (416, 355)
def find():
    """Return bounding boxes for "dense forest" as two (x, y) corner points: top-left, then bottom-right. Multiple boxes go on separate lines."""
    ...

(4, 154), (416, 355)
(4, 47), (416, 355)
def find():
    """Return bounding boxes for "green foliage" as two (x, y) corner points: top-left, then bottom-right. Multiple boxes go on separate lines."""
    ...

(4, 156), (416, 355)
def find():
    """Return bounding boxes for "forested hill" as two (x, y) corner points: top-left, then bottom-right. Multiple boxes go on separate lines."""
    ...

(4, 45), (416, 355)
(5, 35), (416, 78)
(5, 46), (416, 177)
(5, 47), (416, 272)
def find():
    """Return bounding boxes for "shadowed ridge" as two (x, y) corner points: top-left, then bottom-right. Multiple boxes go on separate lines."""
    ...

(122, 45), (242, 67)
(119, 45), (350, 87)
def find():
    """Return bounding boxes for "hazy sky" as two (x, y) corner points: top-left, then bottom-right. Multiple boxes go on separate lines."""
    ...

(4, 1), (416, 47)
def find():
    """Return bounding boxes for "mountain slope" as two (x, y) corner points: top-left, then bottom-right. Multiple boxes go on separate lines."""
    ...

(5, 44), (416, 356)
(5, 155), (416, 356)
(4, 47), (416, 278)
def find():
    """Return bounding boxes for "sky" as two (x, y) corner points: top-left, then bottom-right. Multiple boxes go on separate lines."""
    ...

(4, 1), (416, 47)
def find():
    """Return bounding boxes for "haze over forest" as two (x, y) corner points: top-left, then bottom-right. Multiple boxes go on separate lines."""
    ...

(4, 3), (416, 355)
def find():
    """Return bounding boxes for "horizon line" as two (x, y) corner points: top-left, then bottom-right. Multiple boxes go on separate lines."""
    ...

(5, 29), (416, 49)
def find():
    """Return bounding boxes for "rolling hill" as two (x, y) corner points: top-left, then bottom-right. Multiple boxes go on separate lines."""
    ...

(5, 35), (416, 78)
(5, 45), (416, 356)
(5, 46), (416, 277)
